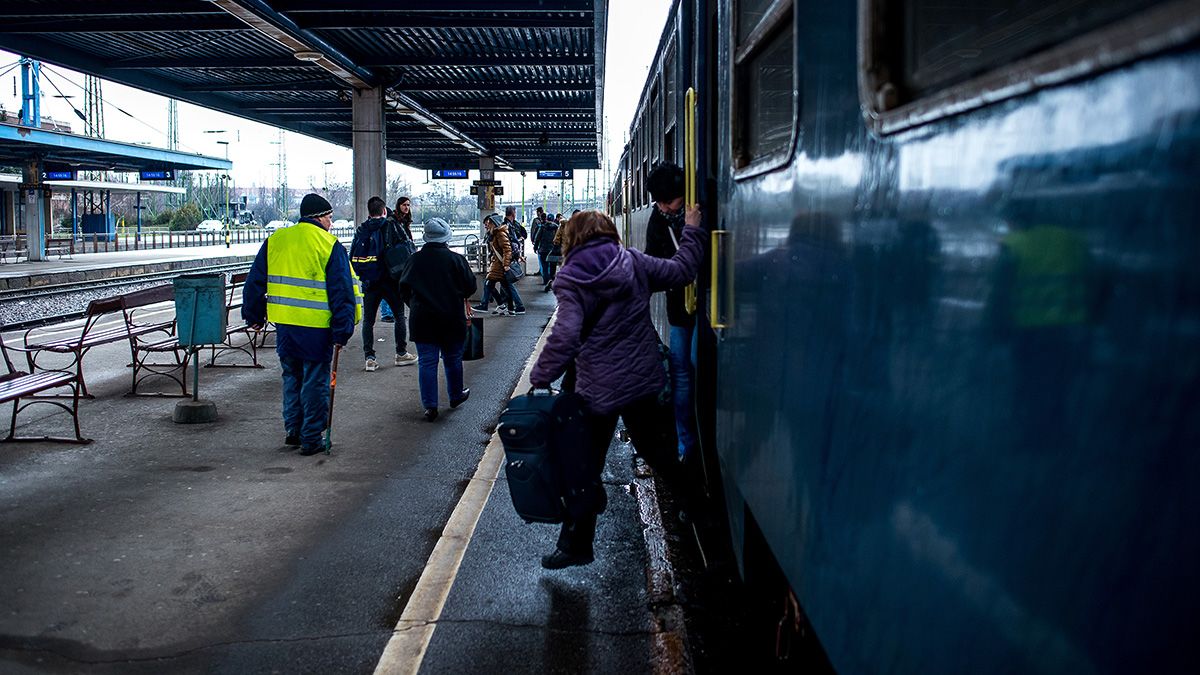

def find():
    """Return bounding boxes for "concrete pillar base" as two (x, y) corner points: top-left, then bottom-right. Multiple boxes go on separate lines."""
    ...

(173, 400), (218, 424)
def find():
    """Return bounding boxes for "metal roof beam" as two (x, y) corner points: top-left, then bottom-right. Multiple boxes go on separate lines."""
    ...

(394, 81), (594, 91)
(369, 55), (592, 68)
(185, 81), (346, 93)
(0, 16), (246, 33)
(108, 58), (309, 70)
(106, 55), (592, 69)
(205, 0), (376, 89)
(0, 2), (211, 17)
(274, 0), (593, 11)
(292, 13), (592, 30)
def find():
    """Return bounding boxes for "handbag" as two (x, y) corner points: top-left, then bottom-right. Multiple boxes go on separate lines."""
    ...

(504, 259), (524, 283)
(463, 317), (484, 361)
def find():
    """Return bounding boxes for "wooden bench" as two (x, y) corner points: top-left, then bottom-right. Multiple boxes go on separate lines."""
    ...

(45, 237), (74, 260)
(0, 237), (27, 263)
(0, 325), (90, 444)
(206, 271), (266, 368)
(24, 284), (190, 397)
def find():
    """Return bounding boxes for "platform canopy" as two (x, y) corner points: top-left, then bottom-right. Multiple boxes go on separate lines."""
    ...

(0, 1), (607, 172)
(0, 123), (232, 174)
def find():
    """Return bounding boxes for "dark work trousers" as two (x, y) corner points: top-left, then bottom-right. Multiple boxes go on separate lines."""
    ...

(362, 279), (407, 358)
(556, 391), (682, 557)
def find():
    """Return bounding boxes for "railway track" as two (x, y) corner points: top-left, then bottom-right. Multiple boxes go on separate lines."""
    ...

(0, 261), (253, 333)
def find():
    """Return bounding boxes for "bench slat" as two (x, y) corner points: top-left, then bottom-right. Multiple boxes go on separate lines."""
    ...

(0, 371), (75, 401)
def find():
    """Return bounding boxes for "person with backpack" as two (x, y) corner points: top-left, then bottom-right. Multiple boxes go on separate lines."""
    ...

(529, 206), (547, 277)
(350, 196), (417, 371)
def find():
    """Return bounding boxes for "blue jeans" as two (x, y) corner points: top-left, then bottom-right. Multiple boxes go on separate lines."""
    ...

(416, 340), (465, 410)
(280, 355), (330, 448)
(502, 276), (524, 311)
(669, 325), (698, 461)
(537, 252), (547, 277)
(481, 280), (504, 307)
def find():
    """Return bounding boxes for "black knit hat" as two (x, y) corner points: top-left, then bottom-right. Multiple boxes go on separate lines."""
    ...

(299, 193), (333, 219)
(647, 162), (685, 202)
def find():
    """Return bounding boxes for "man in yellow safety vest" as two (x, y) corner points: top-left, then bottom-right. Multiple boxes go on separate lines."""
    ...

(243, 193), (362, 455)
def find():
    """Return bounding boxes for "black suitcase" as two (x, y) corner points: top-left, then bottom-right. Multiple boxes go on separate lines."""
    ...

(498, 389), (587, 524)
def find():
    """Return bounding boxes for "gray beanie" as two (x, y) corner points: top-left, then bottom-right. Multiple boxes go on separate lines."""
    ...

(422, 218), (452, 244)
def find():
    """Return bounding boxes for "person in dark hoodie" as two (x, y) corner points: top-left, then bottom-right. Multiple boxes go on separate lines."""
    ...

(243, 193), (362, 455)
(398, 218), (477, 422)
(350, 196), (416, 371)
(529, 207), (704, 569)
(644, 162), (699, 462)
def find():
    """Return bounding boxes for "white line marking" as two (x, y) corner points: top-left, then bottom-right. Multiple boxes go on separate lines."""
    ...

(373, 311), (556, 675)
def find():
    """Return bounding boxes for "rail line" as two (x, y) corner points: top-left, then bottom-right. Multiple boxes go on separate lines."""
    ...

(0, 261), (252, 333)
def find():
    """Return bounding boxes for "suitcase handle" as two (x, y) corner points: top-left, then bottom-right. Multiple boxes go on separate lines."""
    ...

(528, 387), (557, 397)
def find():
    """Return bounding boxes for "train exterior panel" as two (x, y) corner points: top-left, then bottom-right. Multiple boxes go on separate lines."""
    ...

(713, 1), (1199, 672)
(612, 1), (1198, 671)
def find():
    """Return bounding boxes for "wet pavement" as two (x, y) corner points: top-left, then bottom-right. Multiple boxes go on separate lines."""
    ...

(0, 269), (700, 674)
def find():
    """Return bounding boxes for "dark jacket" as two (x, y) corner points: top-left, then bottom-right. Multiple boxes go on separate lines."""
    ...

(644, 208), (694, 328)
(534, 220), (559, 255)
(350, 216), (403, 286)
(530, 225), (705, 414)
(242, 219), (357, 361)
(398, 242), (478, 344)
(390, 212), (414, 241)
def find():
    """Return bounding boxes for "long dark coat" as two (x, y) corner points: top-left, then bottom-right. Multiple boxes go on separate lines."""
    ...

(398, 242), (478, 344)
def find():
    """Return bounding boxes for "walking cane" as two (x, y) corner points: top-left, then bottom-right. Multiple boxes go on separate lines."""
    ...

(324, 344), (342, 454)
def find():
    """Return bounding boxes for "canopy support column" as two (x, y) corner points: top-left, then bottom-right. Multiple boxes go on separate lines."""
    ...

(22, 158), (46, 262)
(352, 86), (386, 226)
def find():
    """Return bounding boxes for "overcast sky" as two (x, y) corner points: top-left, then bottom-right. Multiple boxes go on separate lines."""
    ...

(0, 0), (671, 209)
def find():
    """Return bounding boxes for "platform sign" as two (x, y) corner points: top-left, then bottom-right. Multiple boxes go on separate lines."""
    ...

(139, 169), (175, 181)
(432, 169), (469, 179)
(493, 186), (504, 196)
(537, 169), (573, 180)
(41, 170), (76, 181)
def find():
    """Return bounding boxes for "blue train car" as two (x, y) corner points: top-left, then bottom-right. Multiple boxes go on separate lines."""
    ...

(614, 0), (1200, 671)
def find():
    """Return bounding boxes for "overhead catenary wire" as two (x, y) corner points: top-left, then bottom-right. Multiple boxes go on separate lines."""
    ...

(39, 64), (206, 155)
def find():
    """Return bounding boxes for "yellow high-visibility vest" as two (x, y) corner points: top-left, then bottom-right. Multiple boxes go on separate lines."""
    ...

(266, 222), (363, 327)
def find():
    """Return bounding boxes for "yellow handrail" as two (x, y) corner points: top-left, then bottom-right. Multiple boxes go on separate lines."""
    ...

(683, 87), (698, 315)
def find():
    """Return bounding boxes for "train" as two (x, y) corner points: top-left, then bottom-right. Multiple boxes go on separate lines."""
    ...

(609, 1), (1200, 671)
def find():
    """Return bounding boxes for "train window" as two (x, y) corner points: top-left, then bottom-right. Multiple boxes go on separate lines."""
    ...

(665, 43), (678, 165)
(733, 0), (796, 173)
(650, 85), (661, 164)
(862, 0), (1189, 133)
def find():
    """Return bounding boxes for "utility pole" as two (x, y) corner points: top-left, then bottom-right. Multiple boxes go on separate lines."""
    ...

(275, 130), (287, 219)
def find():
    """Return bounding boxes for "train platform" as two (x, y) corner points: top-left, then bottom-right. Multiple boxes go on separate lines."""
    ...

(0, 243), (262, 290)
(0, 274), (690, 674)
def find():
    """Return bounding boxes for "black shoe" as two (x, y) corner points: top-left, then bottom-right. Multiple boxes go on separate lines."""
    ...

(540, 548), (594, 570)
(472, 303), (488, 311)
(381, 315), (395, 323)
(513, 307), (526, 315)
(284, 433), (301, 447)
(299, 444), (324, 456)
(450, 388), (470, 408)
(423, 408), (439, 422)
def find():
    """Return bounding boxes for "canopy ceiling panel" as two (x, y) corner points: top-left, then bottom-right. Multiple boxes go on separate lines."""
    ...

(0, 0), (607, 170)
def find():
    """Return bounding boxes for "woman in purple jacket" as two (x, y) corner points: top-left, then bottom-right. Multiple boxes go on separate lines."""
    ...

(530, 208), (704, 569)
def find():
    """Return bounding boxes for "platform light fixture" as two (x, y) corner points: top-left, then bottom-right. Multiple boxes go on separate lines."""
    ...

(293, 51), (322, 62)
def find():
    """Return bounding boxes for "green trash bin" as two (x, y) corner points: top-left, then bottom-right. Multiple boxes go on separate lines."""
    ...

(172, 273), (227, 424)
(174, 274), (227, 346)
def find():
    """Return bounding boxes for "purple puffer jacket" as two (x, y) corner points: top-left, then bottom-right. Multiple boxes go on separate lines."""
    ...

(530, 225), (705, 414)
